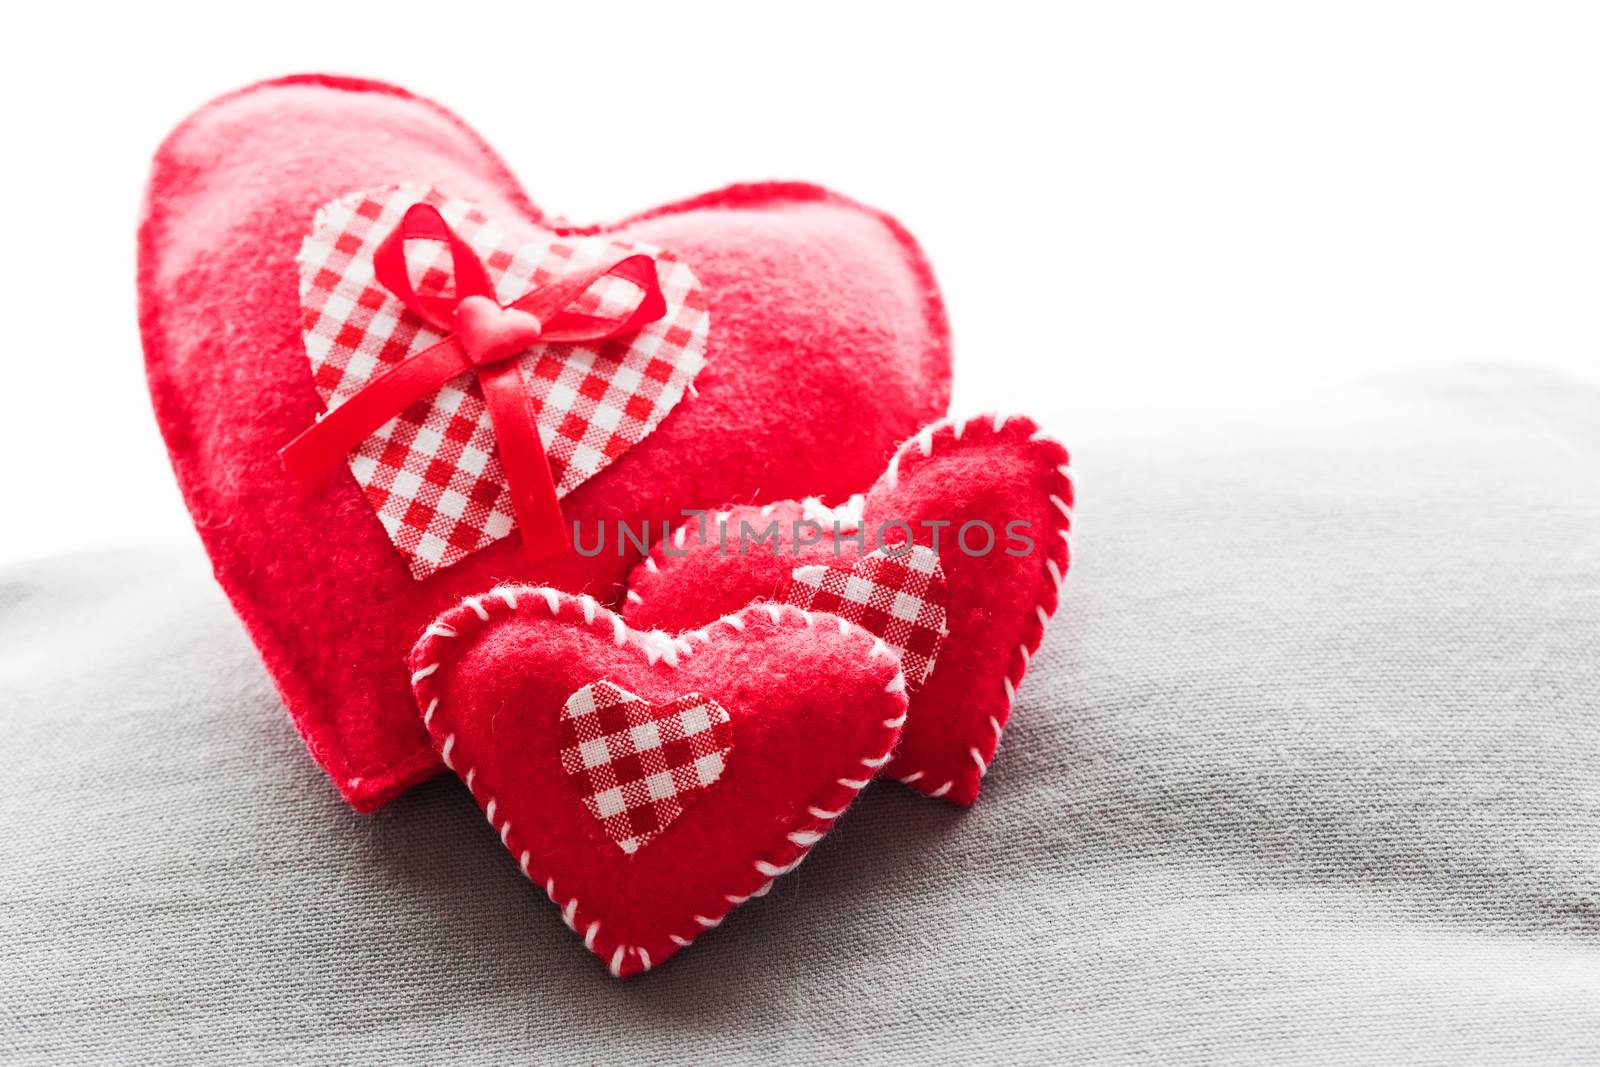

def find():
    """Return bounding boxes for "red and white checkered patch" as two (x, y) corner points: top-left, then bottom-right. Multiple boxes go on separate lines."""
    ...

(559, 681), (733, 855)
(296, 185), (710, 580)
(785, 545), (948, 689)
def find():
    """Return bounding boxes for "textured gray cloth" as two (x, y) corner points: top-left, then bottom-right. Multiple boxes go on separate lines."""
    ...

(3, 366), (1598, 1064)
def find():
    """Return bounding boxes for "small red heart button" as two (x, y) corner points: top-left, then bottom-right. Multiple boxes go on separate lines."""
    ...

(453, 294), (545, 365)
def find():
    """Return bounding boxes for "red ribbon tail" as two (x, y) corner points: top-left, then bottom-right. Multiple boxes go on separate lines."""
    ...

(280, 338), (472, 480)
(477, 361), (567, 562)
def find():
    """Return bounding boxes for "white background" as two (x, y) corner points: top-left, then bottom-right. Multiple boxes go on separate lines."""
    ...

(2, 1), (1596, 565)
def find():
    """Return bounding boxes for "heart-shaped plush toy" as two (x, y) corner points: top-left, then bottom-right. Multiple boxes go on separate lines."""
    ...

(140, 75), (950, 812)
(623, 414), (1074, 805)
(408, 586), (906, 978)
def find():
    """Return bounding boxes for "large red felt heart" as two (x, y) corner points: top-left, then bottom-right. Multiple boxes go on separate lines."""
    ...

(409, 587), (906, 978)
(140, 75), (950, 812)
(623, 414), (1074, 805)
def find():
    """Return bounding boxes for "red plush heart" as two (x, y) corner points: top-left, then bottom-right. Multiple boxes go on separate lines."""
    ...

(140, 75), (950, 812)
(409, 587), (906, 978)
(623, 414), (1074, 805)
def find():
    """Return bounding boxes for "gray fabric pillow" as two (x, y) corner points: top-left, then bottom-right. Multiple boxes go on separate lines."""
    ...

(3, 366), (1597, 1064)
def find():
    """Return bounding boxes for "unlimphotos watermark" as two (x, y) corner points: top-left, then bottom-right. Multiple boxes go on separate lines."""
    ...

(569, 510), (1035, 558)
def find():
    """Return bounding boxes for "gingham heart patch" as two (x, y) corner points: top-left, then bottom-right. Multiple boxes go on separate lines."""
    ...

(785, 544), (949, 689)
(559, 681), (733, 854)
(297, 184), (710, 580)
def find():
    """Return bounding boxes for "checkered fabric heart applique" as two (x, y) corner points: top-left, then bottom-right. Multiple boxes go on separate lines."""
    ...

(297, 184), (709, 579)
(560, 682), (733, 854)
(784, 545), (948, 690)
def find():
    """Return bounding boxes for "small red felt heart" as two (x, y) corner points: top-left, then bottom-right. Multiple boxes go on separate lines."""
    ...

(623, 413), (1074, 805)
(452, 295), (545, 365)
(409, 587), (906, 978)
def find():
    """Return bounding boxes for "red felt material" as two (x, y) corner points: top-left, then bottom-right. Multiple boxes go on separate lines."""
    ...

(624, 414), (1073, 805)
(408, 587), (906, 978)
(139, 75), (950, 812)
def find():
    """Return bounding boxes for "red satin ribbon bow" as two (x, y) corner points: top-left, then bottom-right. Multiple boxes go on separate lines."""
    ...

(281, 203), (667, 562)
